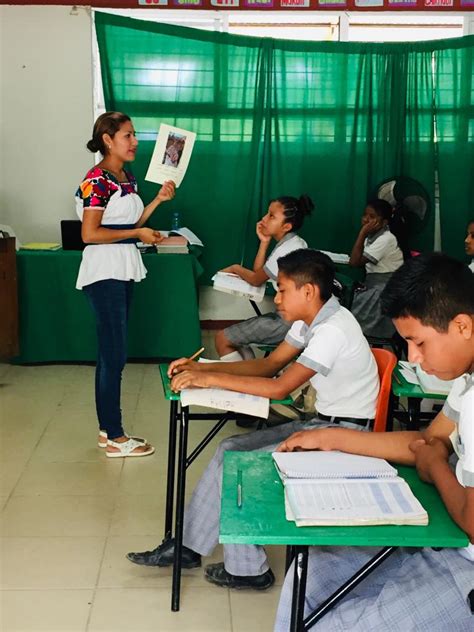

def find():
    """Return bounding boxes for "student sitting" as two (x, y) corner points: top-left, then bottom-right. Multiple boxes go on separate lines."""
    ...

(274, 253), (474, 631)
(215, 195), (313, 361)
(349, 198), (405, 338)
(465, 219), (474, 272)
(127, 249), (379, 589)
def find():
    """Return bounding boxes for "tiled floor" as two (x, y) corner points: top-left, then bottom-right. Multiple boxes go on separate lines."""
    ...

(0, 345), (285, 631)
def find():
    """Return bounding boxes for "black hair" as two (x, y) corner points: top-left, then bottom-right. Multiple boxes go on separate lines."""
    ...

(273, 194), (314, 232)
(366, 198), (410, 259)
(86, 112), (131, 155)
(277, 248), (340, 302)
(380, 252), (474, 332)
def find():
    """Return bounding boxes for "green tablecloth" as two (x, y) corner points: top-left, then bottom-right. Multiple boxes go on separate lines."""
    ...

(15, 250), (203, 363)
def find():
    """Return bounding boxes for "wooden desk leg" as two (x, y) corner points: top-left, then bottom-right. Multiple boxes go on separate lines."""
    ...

(290, 546), (308, 632)
(172, 404), (189, 612)
(164, 399), (178, 540)
(303, 546), (396, 630)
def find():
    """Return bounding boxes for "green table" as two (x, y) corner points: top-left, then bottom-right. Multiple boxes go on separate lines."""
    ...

(221, 452), (468, 631)
(15, 249), (203, 363)
(158, 363), (294, 612)
(391, 363), (448, 430)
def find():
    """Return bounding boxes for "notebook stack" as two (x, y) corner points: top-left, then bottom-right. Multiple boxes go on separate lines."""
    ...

(272, 451), (428, 527)
(156, 236), (189, 254)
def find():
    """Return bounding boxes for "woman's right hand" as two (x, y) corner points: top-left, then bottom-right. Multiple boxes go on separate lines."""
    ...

(137, 228), (164, 245)
(167, 358), (200, 378)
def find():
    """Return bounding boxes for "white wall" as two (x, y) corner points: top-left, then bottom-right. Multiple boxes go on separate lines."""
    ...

(0, 5), (93, 244)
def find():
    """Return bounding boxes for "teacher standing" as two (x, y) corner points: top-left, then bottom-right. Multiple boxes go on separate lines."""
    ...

(75, 111), (175, 458)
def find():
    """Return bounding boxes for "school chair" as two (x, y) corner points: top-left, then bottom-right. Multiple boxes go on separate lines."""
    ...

(372, 347), (398, 432)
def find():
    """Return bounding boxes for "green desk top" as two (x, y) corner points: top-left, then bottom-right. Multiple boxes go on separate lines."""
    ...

(220, 452), (468, 548)
(15, 250), (202, 363)
(392, 364), (448, 401)
(159, 363), (294, 406)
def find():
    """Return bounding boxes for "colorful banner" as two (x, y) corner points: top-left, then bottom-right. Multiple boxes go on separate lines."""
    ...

(280, 0), (311, 6)
(388, 0), (418, 5)
(210, 0), (240, 5)
(138, 0), (169, 4)
(355, 0), (384, 6)
(244, 0), (274, 6)
(425, 0), (454, 5)
(318, 0), (347, 6)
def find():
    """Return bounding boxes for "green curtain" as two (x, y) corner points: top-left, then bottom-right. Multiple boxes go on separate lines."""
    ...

(434, 38), (474, 262)
(95, 13), (473, 280)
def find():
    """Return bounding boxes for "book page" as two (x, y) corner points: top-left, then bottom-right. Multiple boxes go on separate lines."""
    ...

(285, 478), (428, 526)
(318, 250), (350, 264)
(180, 387), (269, 419)
(273, 451), (398, 480)
(145, 124), (196, 188)
(212, 272), (266, 302)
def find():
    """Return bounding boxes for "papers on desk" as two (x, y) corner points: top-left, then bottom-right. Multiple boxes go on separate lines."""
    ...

(21, 242), (61, 251)
(398, 362), (454, 395)
(181, 387), (269, 419)
(273, 451), (428, 527)
(159, 228), (204, 247)
(318, 250), (350, 265)
(212, 272), (266, 302)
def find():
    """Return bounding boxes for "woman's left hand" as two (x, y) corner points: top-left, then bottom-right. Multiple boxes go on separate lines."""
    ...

(171, 370), (210, 392)
(156, 180), (176, 203)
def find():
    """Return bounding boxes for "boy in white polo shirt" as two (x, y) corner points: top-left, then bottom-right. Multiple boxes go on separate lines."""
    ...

(275, 253), (473, 631)
(127, 249), (379, 588)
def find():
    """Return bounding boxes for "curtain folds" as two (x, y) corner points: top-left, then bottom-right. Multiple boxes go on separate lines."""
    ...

(95, 12), (473, 279)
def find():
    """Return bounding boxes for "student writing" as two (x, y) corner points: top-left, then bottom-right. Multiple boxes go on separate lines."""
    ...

(127, 249), (379, 589)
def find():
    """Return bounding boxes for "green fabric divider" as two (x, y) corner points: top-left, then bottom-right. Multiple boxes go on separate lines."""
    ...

(94, 14), (473, 284)
(220, 451), (468, 547)
(14, 250), (202, 364)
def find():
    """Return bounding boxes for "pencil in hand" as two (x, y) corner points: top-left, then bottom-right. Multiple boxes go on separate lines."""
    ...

(170, 346), (205, 377)
(188, 346), (205, 362)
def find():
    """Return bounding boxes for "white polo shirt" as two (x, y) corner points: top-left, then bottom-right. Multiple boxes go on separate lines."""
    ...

(445, 373), (474, 562)
(363, 227), (403, 274)
(263, 233), (307, 291)
(285, 296), (379, 419)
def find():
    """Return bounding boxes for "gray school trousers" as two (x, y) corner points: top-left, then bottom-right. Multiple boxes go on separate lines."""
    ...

(274, 546), (474, 631)
(183, 417), (369, 577)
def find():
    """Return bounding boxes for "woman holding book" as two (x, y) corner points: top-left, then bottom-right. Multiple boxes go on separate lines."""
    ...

(75, 111), (175, 458)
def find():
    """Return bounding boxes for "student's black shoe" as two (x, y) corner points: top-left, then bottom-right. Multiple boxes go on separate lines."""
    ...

(126, 538), (201, 568)
(204, 562), (275, 590)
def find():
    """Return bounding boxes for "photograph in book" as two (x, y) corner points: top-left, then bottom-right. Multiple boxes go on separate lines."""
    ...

(145, 124), (196, 188)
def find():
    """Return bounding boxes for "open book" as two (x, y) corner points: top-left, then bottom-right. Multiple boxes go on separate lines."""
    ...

(212, 272), (266, 302)
(318, 250), (350, 265)
(181, 387), (269, 419)
(272, 451), (428, 527)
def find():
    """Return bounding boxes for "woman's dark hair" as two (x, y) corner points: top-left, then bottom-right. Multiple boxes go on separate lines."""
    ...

(273, 194), (314, 232)
(86, 112), (131, 154)
(380, 252), (474, 332)
(366, 197), (410, 259)
(277, 248), (340, 302)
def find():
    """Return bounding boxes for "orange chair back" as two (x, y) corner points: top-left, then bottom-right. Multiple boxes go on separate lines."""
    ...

(372, 348), (397, 432)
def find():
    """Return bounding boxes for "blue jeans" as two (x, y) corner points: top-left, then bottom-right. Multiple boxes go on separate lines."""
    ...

(83, 279), (134, 440)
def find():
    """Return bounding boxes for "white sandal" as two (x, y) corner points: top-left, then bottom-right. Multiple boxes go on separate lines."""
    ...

(98, 431), (147, 449)
(105, 437), (155, 458)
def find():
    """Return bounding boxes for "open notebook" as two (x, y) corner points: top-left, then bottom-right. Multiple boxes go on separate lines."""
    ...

(181, 387), (269, 418)
(212, 272), (266, 302)
(272, 451), (428, 527)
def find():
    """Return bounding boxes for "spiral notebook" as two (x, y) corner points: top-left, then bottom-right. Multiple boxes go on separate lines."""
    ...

(272, 451), (398, 480)
(272, 452), (428, 527)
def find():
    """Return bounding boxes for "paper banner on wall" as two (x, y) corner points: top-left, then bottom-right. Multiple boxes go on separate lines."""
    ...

(145, 124), (196, 188)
